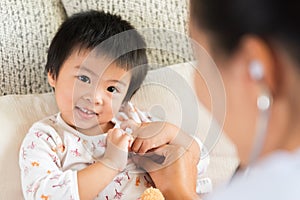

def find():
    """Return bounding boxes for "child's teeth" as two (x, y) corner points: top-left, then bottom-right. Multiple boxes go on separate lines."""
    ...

(80, 108), (94, 114)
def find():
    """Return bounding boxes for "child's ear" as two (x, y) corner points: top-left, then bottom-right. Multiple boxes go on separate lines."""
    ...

(47, 72), (56, 88)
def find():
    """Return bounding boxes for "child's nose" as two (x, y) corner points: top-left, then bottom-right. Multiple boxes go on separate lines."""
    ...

(93, 89), (104, 105)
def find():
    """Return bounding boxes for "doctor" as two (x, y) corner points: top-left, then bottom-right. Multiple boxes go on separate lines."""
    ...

(135, 0), (300, 199)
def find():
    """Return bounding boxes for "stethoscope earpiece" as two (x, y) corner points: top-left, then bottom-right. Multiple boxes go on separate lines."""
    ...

(248, 60), (271, 111)
(257, 94), (271, 111)
(249, 60), (264, 81)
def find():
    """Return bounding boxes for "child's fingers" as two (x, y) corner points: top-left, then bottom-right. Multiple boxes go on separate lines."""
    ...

(107, 128), (123, 139)
(127, 102), (142, 123)
(107, 128), (132, 149)
(120, 119), (140, 133)
(115, 112), (129, 121)
(127, 134), (134, 148)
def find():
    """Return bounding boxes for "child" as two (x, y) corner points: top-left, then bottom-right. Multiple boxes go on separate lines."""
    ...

(19, 10), (209, 200)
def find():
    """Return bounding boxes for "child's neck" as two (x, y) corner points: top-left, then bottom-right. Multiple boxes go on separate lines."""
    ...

(77, 121), (115, 136)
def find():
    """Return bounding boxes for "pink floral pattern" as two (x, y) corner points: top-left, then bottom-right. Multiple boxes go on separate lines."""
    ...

(19, 114), (154, 200)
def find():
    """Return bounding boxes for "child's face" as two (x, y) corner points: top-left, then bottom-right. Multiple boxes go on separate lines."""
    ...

(48, 49), (131, 135)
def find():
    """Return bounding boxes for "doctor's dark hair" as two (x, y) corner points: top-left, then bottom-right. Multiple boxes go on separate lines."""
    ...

(45, 10), (148, 102)
(190, 0), (300, 65)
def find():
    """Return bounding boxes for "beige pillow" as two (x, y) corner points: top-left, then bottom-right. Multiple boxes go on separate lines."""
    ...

(0, 93), (58, 199)
(0, 63), (238, 199)
(61, 0), (194, 68)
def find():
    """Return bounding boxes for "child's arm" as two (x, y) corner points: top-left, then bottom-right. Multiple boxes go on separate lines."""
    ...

(20, 127), (131, 200)
(77, 128), (132, 200)
(20, 129), (78, 200)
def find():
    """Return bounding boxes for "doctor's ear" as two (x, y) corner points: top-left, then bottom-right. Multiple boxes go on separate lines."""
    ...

(249, 60), (264, 81)
(240, 36), (279, 95)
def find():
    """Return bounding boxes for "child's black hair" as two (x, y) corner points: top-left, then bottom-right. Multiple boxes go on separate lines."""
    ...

(45, 10), (148, 102)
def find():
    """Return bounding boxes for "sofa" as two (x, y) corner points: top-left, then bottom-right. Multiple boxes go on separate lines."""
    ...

(0, 0), (239, 199)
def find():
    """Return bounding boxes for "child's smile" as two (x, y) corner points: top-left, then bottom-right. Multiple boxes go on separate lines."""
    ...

(75, 106), (99, 120)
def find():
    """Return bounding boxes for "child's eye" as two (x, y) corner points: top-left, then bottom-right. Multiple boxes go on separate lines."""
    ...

(107, 86), (118, 93)
(77, 75), (90, 83)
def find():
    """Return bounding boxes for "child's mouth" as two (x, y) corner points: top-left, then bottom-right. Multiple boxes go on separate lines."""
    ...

(75, 106), (98, 118)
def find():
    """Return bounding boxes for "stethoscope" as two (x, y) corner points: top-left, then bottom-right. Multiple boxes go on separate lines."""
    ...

(231, 60), (273, 180)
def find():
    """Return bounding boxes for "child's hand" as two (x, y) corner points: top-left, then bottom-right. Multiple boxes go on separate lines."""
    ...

(130, 122), (176, 155)
(119, 119), (141, 134)
(102, 128), (133, 171)
(115, 101), (152, 133)
(107, 128), (133, 150)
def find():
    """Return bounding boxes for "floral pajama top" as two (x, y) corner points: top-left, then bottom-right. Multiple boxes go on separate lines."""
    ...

(19, 112), (210, 199)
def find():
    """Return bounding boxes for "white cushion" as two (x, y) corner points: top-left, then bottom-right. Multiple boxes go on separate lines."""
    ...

(0, 63), (238, 199)
(0, 93), (58, 199)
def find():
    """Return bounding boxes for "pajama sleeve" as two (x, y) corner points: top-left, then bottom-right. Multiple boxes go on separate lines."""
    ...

(19, 124), (80, 200)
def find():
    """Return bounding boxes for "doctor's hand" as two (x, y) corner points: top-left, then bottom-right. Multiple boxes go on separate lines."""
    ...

(132, 144), (200, 200)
